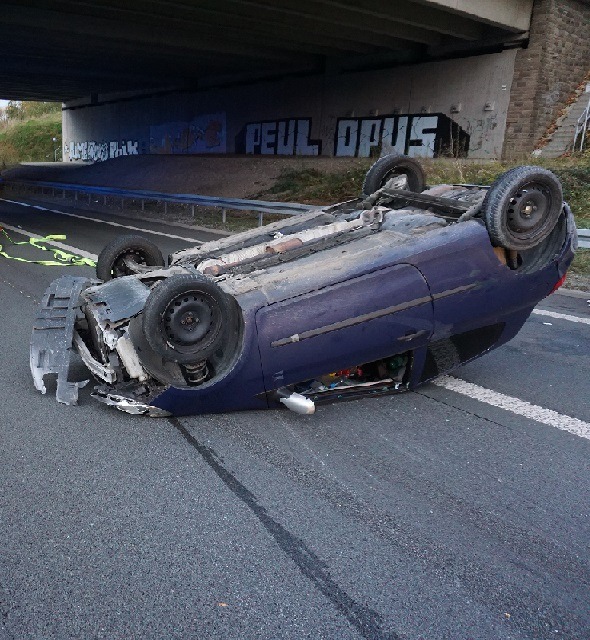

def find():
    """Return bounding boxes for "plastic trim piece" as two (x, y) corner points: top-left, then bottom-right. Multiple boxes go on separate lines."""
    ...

(30, 275), (93, 405)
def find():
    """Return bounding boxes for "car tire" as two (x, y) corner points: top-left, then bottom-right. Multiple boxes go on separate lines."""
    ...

(482, 166), (563, 250)
(96, 234), (165, 281)
(142, 273), (234, 365)
(362, 154), (426, 195)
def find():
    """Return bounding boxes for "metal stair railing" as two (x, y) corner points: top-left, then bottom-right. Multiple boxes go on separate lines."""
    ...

(573, 93), (590, 152)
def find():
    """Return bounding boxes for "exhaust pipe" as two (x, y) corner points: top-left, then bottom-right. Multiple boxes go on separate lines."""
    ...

(277, 390), (315, 415)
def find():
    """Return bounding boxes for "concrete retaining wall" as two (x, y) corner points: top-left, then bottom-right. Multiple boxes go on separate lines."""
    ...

(63, 50), (517, 162)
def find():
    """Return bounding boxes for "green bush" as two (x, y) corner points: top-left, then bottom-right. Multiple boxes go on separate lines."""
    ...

(0, 110), (61, 166)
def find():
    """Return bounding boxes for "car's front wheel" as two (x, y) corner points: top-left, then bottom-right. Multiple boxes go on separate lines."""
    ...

(142, 274), (234, 365)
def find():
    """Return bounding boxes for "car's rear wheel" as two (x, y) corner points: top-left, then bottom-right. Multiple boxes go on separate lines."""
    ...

(142, 274), (234, 365)
(362, 154), (426, 195)
(482, 166), (563, 250)
(96, 234), (165, 281)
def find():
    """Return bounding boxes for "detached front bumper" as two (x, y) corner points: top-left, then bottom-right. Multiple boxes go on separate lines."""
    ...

(30, 275), (171, 416)
(30, 275), (94, 405)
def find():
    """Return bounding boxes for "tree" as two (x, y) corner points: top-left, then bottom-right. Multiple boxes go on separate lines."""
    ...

(5, 100), (23, 120)
(21, 101), (61, 118)
(1, 101), (61, 122)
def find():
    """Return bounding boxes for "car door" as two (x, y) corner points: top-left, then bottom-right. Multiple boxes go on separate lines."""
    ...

(255, 263), (434, 391)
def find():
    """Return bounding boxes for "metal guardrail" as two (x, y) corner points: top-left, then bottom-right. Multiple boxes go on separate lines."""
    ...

(1, 178), (317, 226)
(2, 177), (589, 247)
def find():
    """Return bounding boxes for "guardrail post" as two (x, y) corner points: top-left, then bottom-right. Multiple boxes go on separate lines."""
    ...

(164, 201), (168, 216)
(258, 211), (264, 227)
(141, 199), (145, 212)
(62, 189), (66, 199)
(222, 208), (227, 223)
(191, 205), (195, 217)
(74, 191), (78, 201)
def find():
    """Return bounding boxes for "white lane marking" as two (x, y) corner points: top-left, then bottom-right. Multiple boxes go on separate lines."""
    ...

(3, 199), (30, 206)
(0, 220), (98, 260)
(0, 198), (202, 244)
(32, 205), (48, 210)
(432, 375), (590, 441)
(532, 309), (590, 325)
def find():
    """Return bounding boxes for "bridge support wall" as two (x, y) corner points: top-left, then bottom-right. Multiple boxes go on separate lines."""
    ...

(503, 0), (590, 157)
(63, 50), (518, 162)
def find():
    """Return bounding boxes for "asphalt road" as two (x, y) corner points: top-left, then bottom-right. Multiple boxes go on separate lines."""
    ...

(1, 196), (589, 640)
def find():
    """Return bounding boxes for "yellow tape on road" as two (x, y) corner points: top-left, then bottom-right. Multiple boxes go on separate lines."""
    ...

(0, 228), (96, 267)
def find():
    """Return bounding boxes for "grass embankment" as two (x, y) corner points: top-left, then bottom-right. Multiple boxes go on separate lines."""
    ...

(260, 155), (590, 287)
(0, 111), (62, 167)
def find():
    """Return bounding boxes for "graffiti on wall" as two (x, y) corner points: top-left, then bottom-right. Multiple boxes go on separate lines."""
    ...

(65, 112), (469, 161)
(235, 118), (321, 155)
(150, 113), (226, 154)
(66, 140), (138, 162)
(234, 114), (466, 157)
(334, 113), (469, 158)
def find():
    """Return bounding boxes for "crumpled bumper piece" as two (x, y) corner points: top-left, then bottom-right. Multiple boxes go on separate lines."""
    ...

(91, 389), (172, 417)
(30, 275), (94, 405)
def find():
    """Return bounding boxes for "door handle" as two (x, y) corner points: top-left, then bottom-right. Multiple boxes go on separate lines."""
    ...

(397, 329), (428, 342)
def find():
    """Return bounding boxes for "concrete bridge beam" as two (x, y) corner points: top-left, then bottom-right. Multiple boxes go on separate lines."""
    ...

(419, 0), (534, 32)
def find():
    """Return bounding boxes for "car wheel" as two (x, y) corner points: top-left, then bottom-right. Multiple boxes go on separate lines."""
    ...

(362, 154), (426, 195)
(142, 274), (233, 365)
(482, 166), (563, 251)
(96, 234), (165, 281)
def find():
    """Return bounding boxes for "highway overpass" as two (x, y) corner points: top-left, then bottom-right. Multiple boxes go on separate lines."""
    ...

(1, 0), (589, 158)
(0, 0), (534, 101)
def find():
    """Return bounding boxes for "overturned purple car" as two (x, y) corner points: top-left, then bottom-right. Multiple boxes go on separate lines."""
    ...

(30, 155), (577, 417)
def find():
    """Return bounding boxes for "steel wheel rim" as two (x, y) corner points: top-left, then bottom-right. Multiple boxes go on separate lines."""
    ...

(163, 291), (221, 349)
(506, 183), (552, 238)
